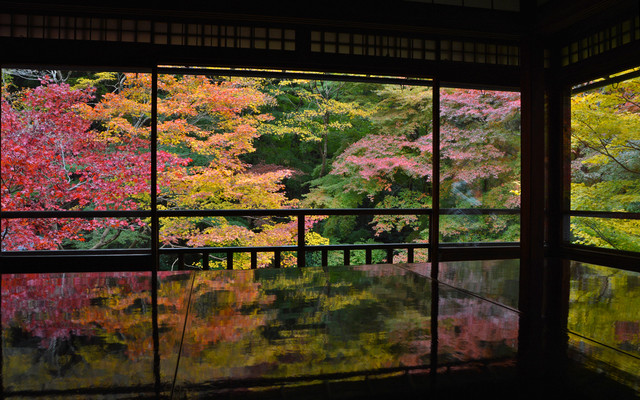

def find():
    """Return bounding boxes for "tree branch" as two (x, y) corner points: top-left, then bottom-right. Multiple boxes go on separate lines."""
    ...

(91, 226), (123, 249)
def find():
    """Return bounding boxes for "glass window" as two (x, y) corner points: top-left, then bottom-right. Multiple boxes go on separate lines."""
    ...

(156, 76), (433, 268)
(439, 87), (521, 243)
(570, 74), (640, 251)
(1, 68), (522, 262)
(1, 69), (151, 251)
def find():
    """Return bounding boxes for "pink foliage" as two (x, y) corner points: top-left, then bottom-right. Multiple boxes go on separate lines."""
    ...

(331, 134), (433, 182)
(331, 89), (519, 189)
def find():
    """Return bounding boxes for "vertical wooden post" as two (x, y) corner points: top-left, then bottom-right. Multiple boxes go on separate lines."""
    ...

(544, 47), (572, 383)
(151, 68), (159, 271)
(546, 32), (572, 254)
(202, 252), (209, 270)
(0, 64), (5, 398)
(429, 64), (441, 391)
(274, 250), (281, 268)
(519, 31), (547, 380)
(430, 79), (440, 279)
(227, 251), (233, 270)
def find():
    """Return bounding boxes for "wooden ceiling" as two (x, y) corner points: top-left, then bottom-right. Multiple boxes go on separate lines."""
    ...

(0, 0), (638, 87)
(2, 0), (637, 41)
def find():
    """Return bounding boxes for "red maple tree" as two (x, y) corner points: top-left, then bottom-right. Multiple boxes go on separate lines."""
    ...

(1, 78), (157, 250)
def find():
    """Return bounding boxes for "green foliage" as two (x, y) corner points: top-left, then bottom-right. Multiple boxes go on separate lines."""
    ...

(440, 214), (520, 243)
(571, 77), (640, 251)
(372, 189), (431, 242)
(372, 84), (433, 137)
(62, 222), (151, 250)
(257, 79), (373, 178)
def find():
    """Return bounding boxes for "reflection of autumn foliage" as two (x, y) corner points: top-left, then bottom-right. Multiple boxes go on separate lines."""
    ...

(4, 273), (150, 328)
(2, 266), (521, 392)
(159, 270), (276, 358)
(2, 272), (153, 363)
(439, 299), (519, 362)
(2, 271), (275, 361)
(568, 262), (640, 389)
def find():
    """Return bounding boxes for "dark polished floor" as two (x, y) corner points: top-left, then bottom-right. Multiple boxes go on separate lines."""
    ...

(167, 363), (637, 400)
(2, 260), (638, 399)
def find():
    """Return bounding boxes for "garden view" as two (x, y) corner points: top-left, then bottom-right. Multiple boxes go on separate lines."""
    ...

(1, 69), (521, 268)
(2, 68), (640, 260)
(570, 75), (640, 251)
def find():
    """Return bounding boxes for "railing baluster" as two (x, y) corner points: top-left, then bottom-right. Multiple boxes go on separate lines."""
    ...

(227, 251), (233, 270)
(407, 247), (415, 263)
(386, 248), (393, 264)
(251, 250), (257, 269)
(202, 252), (209, 270)
(274, 250), (281, 268)
(344, 249), (350, 266)
(322, 249), (328, 267)
(177, 253), (185, 270)
(365, 249), (372, 265)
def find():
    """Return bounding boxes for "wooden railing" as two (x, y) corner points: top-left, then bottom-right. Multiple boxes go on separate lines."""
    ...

(0, 207), (522, 272)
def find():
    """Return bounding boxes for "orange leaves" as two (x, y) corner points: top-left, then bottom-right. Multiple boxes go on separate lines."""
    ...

(186, 224), (256, 248)
(148, 75), (299, 254)
(157, 119), (201, 146)
(157, 74), (272, 123)
(156, 75), (269, 164)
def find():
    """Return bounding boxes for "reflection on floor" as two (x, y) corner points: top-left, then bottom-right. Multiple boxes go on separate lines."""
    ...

(567, 261), (640, 395)
(1, 260), (638, 399)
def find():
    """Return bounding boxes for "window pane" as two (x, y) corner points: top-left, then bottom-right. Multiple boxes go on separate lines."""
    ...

(1, 69), (152, 250)
(155, 74), (300, 257)
(570, 216), (640, 252)
(571, 76), (640, 213)
(155, 75), (433, 257)
(570, 73), (640, 252)
(439, 88), (521, 242)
